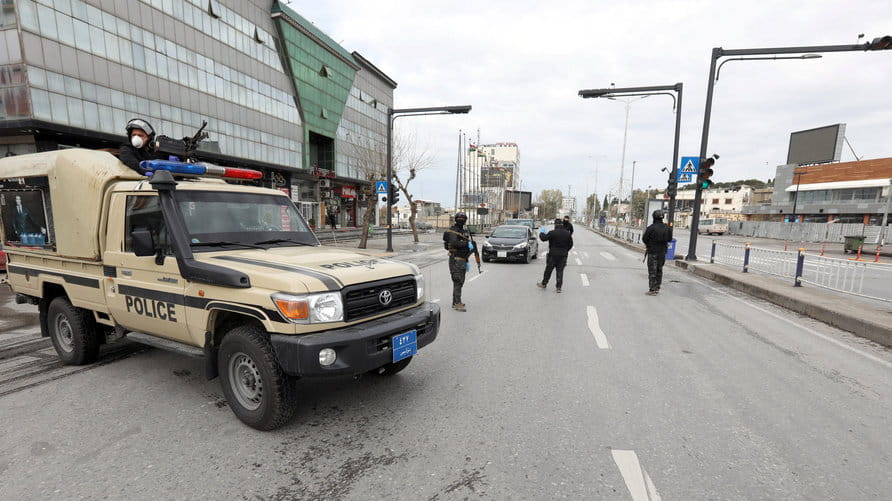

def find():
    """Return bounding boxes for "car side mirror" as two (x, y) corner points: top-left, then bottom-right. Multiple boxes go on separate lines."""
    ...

(132, 229), (156, 257)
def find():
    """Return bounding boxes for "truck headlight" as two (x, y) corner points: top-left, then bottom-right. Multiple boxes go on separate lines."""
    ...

(414, 273), (424, 301)
(272, 292), (344, 324)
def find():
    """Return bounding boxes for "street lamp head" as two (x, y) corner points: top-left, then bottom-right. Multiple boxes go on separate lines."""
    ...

(446, 105), (472, 114)
(578, 89), (611, 99)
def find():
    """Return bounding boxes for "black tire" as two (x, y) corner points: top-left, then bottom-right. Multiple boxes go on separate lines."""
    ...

(532, 246), (538, 259)
(524, 249), (532, 264)
(47, 297), (100, 365)
(218, 324), (297, 431)
(372, 356), (412, 376)
(482, 256), (490, 262)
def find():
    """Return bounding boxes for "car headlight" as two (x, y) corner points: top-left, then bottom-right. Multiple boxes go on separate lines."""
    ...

(414, 273), (424, 301)
(513, 242), (528, 249)
(482, 240), (492, 248)
(272, 291), (344, 324)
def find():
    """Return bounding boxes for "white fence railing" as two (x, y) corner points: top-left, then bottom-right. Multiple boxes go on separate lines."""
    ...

(708, 241), (892, 302)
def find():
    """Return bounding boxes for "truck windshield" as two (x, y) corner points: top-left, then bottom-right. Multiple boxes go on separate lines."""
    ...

(175, 191), (317, 248)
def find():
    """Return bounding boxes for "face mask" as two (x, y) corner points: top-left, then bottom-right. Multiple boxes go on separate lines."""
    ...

(130, 136), (145, 149)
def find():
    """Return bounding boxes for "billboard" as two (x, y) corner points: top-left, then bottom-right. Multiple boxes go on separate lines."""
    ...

(503, 190), (532, 212)
(786, 123), (845, 166)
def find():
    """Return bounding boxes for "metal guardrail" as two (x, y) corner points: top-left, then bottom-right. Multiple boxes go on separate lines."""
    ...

(801, 255), (892, 302)
(708, 240), (892, 302)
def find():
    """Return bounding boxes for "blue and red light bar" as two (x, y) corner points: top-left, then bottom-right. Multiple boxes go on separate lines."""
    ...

(139, 160), (262, 180)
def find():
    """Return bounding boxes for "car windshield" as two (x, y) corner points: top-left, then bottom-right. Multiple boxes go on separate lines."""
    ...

(491, 227), (527, 239)
(715, 218), (729, 224)
(175, 191), (318, 249)
(506, 219), (533, 228)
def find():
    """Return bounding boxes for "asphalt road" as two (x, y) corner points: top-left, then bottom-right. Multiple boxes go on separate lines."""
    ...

(1, 230), (890, 499)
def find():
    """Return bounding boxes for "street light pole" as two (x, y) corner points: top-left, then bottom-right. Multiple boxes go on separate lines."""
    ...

(686, 37), (889, 260)
(578, 83), (683, 229)
(386, 105), (472, 252)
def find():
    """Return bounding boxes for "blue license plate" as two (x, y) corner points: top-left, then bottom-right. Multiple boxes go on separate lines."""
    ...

(392, 330), (417, 363)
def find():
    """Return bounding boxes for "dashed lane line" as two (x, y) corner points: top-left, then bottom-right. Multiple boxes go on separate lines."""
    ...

(611, 449), (662, 501)
(580, 273), (590, 287)
(586, 306), (611, 349)
(599, 251), (617, 261)
(575, 258), (583, 265)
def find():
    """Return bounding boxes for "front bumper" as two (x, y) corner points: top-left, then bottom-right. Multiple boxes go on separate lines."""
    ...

(482, 246), (528, 260)
(269, 302), (440, 377)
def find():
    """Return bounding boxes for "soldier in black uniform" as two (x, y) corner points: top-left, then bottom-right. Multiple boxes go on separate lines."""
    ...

(119, 118), (165, 174)
(563, 215), (574, 235)
(537, 218), (574, 293)
(642, 210), (673, 295)
(443, 212), (472, 311)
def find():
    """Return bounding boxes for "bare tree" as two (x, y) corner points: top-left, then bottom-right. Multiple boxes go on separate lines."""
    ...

(391, 130), (433, 243)
(350, 137), (386, 249)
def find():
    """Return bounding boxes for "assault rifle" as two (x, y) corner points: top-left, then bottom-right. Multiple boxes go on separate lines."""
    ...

(468, 230), (482, 273)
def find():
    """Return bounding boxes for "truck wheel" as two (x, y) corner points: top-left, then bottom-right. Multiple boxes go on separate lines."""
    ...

(372, 356), (412, 376)
(218, 324), (296, 431)
(47, 297), (100, 365)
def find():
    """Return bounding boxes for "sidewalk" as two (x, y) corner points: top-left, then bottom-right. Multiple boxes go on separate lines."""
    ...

(595, 227), (892, 348)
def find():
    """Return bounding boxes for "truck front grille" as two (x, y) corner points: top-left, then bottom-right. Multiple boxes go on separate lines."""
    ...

(342, 277), (417, 322)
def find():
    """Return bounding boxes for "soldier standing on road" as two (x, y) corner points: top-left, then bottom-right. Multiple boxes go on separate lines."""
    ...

(537, 218), (573, 293)
(443, 212), (472, 311)
(563, 215), (574, 235)
(642, 210), (673, 295)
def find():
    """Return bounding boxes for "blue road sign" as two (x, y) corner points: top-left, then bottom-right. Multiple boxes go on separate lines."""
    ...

(677, 156), (699, 183)
(375, 181), (388, 194)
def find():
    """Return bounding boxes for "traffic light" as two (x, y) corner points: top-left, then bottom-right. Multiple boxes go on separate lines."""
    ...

(699, 154), (719, 189)
(866, 36), (892, 50)
(666, 175), (678, 199)
(388, 184), (400, 205)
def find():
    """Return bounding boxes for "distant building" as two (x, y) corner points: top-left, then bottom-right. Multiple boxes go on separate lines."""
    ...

(741, 158), (892, 224)
(663, 185), (756, 227)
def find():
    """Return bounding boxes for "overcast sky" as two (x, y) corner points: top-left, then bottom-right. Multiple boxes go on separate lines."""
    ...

(292, 1), (892, 208)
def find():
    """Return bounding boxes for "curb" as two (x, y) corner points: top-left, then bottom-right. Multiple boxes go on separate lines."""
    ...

(592, 228), (892, 348)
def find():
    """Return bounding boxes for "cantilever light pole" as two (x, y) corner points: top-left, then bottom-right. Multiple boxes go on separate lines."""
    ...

(386, 105), (472, 252)
(579, 83), (683, 227)
(685, 36), (891, 261)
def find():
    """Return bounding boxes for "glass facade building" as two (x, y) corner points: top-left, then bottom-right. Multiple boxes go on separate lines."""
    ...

(0, 0), (396, 228)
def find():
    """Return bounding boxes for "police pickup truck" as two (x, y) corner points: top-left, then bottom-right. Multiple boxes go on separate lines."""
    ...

(0, 149), (439, 430)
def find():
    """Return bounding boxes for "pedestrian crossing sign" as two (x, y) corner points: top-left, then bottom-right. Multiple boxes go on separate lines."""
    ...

(677, 156), (699, 183)
(375, 181), (388, 194)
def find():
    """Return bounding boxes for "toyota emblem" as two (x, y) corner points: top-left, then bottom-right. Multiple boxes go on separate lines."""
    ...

(378, 289), (393, 306)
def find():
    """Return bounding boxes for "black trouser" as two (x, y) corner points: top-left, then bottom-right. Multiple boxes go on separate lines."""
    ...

(448, 255), (468, 304)
(647, 251), (666, 291)
(542, 253), (568, 288)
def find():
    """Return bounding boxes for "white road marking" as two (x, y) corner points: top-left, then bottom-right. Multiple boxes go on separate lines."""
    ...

(580, 273), (590, 287)
(586, 306), (611, 349)
(612, 449), (662, 501)
(692, 277), (892, 370)
(431, 298), (440, 303)
(468, 272), (485, 283)
(600, 251), (616, 261)
(582, 251), (590, 259)
(575, 258), (582, 265)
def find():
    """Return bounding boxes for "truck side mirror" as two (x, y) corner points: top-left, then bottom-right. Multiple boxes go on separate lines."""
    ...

(132, 229), (156, 257)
